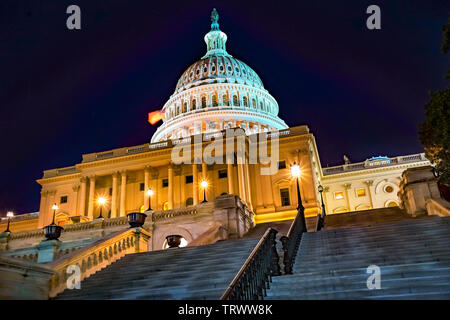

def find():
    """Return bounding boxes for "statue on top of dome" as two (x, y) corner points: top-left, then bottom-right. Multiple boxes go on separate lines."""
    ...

(211, 8), (219, 23)
(211, 8), (220, 30)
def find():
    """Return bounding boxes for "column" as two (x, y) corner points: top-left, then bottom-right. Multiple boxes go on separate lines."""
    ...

(364, 180), (374, 209)
(87, 176), (96, 220)
(72, 185), (80, 216)
(193, 164), (199, 205)
(227, 163), (234, 194)
(111, 172), (119, 218)
(151, 168), (159, 210)
(344, 183), (352, 212)
(144, 166), (150, 209)
(237, 163), (246, 203)
(120, 171), (127, 216)
(79, 177), (87, 216)
(244, 162), (252, 210)
(168, 163), (174, 210)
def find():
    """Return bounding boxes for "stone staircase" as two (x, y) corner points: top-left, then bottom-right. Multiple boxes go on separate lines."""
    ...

(266, 216), (450, 299)
(55, 237), (259, 300)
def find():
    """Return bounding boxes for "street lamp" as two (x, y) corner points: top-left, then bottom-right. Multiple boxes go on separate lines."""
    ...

(201, 180), (208, 203)
(51, 203), (58, 225)
(97, 197), (106, 219)
(4, 211), (14, 233)
(146, 188), (154, 211)
(290, 162), (306, 233)
(43, 203), (63, 240)
(317, 184), (327, 231)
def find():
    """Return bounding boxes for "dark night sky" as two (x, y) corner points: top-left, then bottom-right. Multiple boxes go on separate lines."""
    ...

(0, 0), (448, 214)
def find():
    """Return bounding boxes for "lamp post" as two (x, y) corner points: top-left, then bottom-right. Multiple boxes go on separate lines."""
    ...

(97, 197), (106, 219)
(201, 180), (208, 203)
(51, 203), (58, 225)
(146, 188), (154, 211)
(43, 203), (63, 240)
(4, 211), (14, 233)
(291, 162), (307, 233)
(317, 184), (327, 231)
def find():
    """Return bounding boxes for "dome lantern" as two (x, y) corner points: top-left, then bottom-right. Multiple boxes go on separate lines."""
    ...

(203, 8), (230, 58)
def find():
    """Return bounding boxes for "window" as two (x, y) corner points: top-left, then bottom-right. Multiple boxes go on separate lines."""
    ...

(252, 99), (256, 108)
(201, 96), (207, 108)
(185, 175), (193, 184)
(212, 95), (218, 107)
(192, 99), (196, 109)
(243, 97), (248, 107)
(163, 201), (169, 210)
(387, 201), (398, 207)
(223, 94), (228, 106)
(183, 102), (187, 113)
(385, 185), (394, 193)
(280, 188), (291, 206)
(356, 188), (366, 197)
(218, 169), (227, 179)
(334, 191), (344, 200)
(278, 160), (286, 170)
(233, 95), (238, 106)
(186, 197), (194, 206)
(60, 196), (68, 204)
(139, 183), (145, 191)
(162, 179), (169, 188)
(109, 188), (112, 196)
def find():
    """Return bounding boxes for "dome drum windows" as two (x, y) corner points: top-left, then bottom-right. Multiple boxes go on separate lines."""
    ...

(201, 96), (207, 108)
(232, 95), (238, 106)
(243, 97), (248, 107)
(222, 94), (229, 106)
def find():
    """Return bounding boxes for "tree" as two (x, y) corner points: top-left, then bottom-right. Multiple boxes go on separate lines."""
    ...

(419, 17), (450, 185)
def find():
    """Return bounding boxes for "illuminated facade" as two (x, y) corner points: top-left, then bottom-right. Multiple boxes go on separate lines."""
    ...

(1, 10), (430, 234)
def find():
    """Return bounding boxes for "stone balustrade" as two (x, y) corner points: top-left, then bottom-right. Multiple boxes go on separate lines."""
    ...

(398, 165), (450, 216)
(323, 153), (429, 176)
(47, 227), (150, 297)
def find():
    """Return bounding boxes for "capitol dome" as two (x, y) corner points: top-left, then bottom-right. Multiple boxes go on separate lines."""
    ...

(151, 9), (288, 142)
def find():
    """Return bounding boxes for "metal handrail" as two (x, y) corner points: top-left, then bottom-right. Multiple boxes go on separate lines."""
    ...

(221, 228), (280, 300)
(280, 205), (307, 274)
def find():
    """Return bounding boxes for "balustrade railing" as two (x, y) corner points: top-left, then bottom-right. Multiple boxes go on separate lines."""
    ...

(221, 228), (280, 300)
(280, 206), (307, 274)
(47, 227), (150, 297)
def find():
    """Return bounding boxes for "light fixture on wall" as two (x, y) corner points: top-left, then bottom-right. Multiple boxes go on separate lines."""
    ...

(97, 197), (107, 219)
(146, 188), (154, 211)
(201, 180), (208, 203)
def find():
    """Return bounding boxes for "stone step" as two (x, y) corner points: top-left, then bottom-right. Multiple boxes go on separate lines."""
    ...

(266, 282), (450, 299)
(76, 262), (245, 290)
(56, 237), (258, 299)
(268, 274), (450, 294)
(271, 265), (450, 286)
(295, 245), (450, 265)
(298, 239), (450, 259)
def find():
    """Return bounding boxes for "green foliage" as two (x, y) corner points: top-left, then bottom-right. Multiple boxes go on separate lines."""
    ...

(419, 17), (450, 184)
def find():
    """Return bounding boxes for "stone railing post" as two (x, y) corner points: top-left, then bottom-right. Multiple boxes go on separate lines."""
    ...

(399, 166), (444, 216)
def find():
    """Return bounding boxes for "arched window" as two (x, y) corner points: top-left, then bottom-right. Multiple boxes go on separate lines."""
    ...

(260, 101), (264, 110)
(243, 97), (248, 107)
(185, 197), (194, 207)
(183, 102), (187, 113)
(252, 99), (256, 108)
(201, 96), (207, 108)
(163, 201), (169, 211)
(192, 99), (197, 109)
(212, 95), (218, 107)
(233, 95), (238, 106)
(223, 94), (228, 106)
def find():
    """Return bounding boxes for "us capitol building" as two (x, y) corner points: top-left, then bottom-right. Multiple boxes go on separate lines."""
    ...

(1, 10), (429, 245)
